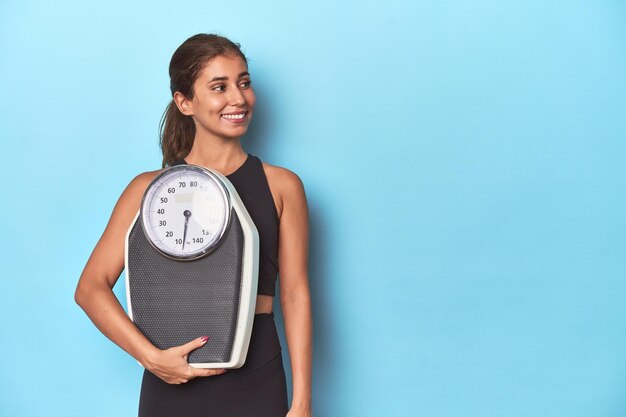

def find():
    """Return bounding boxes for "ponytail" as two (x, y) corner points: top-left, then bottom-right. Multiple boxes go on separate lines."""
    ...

(159, 99), (195, 168)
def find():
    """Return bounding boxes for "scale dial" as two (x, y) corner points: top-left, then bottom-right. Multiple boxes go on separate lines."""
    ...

(140, 164), (231, 260)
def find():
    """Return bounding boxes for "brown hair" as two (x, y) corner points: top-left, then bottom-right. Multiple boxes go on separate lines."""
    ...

(159, 34), (248, 167)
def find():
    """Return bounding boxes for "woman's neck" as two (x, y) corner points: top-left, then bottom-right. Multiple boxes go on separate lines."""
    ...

(184, 135), (247, 176)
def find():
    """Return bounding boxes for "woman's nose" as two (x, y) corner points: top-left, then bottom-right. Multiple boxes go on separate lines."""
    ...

(227, 86), (245, 106)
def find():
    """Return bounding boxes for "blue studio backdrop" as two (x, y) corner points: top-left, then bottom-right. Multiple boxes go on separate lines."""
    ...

(1, 1), (625, 416)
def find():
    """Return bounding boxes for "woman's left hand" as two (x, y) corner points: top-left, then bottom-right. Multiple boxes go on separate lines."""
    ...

(286, 406), (313, 417)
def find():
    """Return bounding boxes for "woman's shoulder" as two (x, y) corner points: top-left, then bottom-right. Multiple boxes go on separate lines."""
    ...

(126, 168), (166, 195)
(260, 160), (305, 192)
(94, 167), (167, 249)
(114, 168), (166, 215)
(260, 160), (307, 220)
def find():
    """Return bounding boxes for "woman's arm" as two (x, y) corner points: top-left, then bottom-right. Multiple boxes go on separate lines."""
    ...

(276, 170), (313, 416)
(74, 171), (226, 384)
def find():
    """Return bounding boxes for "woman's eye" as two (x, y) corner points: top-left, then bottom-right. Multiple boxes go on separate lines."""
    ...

(212, 85), (226, 92)
(240, 80), (251, 88)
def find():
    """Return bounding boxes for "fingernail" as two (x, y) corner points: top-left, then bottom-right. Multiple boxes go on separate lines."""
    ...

(200, 336), (209, 343)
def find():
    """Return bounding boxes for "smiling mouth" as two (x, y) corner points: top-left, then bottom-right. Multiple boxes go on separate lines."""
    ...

(221, 111), (248, 121)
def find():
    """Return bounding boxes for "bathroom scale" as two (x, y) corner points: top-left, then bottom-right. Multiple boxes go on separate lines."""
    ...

(124, 163), (259, 368)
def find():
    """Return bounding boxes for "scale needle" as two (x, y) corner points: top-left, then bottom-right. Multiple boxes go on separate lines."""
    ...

(182, 209), (191, 250)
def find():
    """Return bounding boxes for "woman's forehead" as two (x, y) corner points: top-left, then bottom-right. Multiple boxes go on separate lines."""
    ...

(198, 55), (249, 80)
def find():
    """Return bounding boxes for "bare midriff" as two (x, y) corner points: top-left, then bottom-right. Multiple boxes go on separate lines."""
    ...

(255, 294), (274, 314)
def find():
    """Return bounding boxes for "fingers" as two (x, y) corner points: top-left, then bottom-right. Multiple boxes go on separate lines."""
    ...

(191, 367), (228, 377)
(163, 367), (226, 384)
(177, 335), (209, 355)
(162, 336), (227, 383)
(161, 366), (226, 385)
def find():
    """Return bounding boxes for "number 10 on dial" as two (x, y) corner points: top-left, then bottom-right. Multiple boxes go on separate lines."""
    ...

(140, 165), (231, 260)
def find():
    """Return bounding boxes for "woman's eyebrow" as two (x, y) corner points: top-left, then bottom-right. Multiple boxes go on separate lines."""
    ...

(208, 72), (250, 82)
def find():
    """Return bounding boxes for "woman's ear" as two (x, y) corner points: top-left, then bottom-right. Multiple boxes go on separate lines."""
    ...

(173, 91), (193, 116)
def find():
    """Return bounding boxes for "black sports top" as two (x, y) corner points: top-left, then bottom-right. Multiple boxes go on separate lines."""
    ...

(172, 154), (279, 296)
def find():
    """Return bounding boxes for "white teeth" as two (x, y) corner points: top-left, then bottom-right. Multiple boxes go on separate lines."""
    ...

(222, 113), (246, 120)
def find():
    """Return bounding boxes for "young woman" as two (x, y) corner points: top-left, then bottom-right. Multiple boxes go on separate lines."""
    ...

(75, 34), (313, 417)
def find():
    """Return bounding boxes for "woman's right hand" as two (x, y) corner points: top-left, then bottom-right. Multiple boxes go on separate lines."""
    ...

(143, 336), (227, 384)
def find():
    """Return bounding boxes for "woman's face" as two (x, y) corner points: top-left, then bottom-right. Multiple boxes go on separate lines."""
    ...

(183, 54), (256, 141)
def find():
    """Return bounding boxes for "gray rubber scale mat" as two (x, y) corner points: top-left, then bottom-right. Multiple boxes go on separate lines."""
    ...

(127, 208), (243, 364)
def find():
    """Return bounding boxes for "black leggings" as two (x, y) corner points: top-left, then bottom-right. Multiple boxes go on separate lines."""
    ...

(138, 313), (288, 417)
